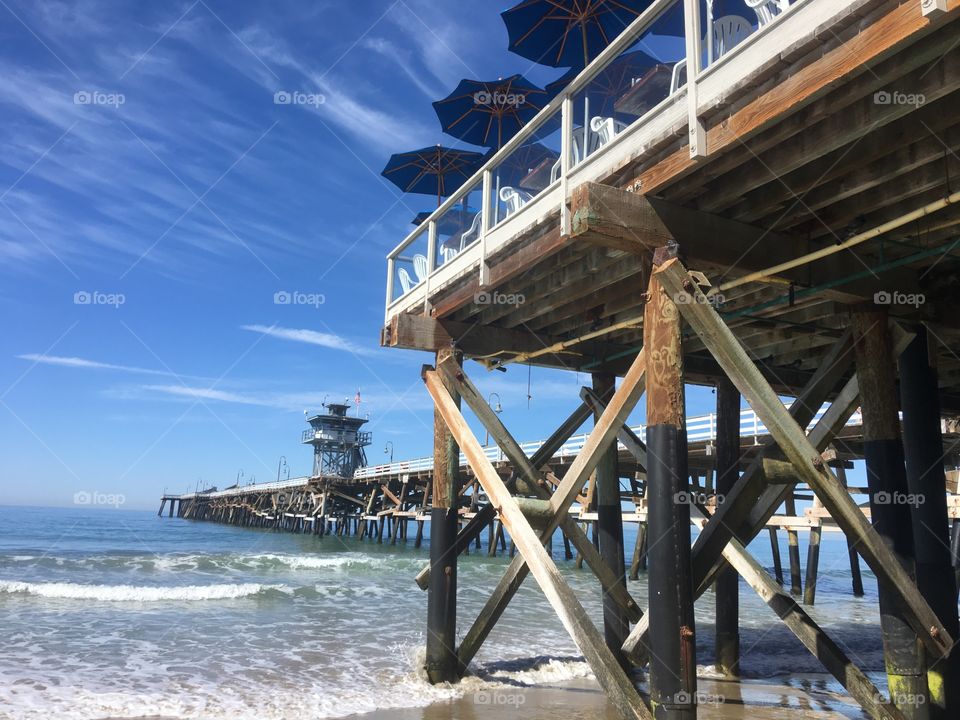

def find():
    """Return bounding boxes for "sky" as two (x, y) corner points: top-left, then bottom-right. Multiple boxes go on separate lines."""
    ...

(0, 0), (721, 510)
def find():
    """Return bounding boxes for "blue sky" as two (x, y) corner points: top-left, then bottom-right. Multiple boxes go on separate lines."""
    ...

(0, 0), (720, 510)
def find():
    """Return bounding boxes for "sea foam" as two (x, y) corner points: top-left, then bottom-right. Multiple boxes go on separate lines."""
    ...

(0, 580), (287, 601)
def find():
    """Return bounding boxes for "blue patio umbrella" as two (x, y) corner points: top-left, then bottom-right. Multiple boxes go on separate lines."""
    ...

(381, 145), (485, 206)
(486, 142), (559, 187)
(433, 75), (554, 150)
(545, 48), (660, 121)
(502, 0), (656, 69)
(411, 208), (478, 235)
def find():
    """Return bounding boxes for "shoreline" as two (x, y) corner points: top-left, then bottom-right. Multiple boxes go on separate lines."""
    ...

(345, 672), (873, 720)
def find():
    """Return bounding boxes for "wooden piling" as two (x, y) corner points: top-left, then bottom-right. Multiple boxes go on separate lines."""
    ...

(593, 372), (630, 671)
(837, 462), (865, 596)
(784, 493), (803, 596)
(644, 251), (696, 719)
(768, 527), (784, 585)
(714, 376), (740, 677)
(852, 308), (927, 719)
(899, 326), (960, 718)
(425, 347), (462, 684)
(803, 495), (824, 606)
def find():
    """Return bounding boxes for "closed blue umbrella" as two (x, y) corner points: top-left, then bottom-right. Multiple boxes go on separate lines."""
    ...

(433, 75), (553, 150)
(502, 0), (655, 69)
(381, 145), (485, 206)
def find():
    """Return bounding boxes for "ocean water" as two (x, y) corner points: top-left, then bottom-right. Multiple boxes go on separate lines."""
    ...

(0, 505), (887, 719)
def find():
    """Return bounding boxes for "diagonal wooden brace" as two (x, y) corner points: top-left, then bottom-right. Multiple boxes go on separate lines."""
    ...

(589, 384), (908, 720)
(414, 400), (593, 590)
(687, 507), (908, 720)
(423, 367), (652, 720)
(655, 256), (953, 658)
(436, 357), (642, 622)
(623, 328), (859, 665)
(455, 348), (647, 673)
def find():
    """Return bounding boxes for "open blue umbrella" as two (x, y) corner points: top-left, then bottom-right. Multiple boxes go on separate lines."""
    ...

(502, 0), (655, 69)
(411, 208), (478, 235)
(381, 146), (485, 206)
(545, 48), (660, 120)
(486, 142), (559, 187)
(433, 75), (553, 150)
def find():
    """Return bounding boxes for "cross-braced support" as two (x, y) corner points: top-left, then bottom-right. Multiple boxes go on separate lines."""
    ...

(421, 347), (653, 720)
(648, 256), (953, 662)
(587, 390), (909, 720)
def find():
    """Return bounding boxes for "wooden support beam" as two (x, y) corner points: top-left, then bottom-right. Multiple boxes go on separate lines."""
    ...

(592, 372), (630, 671)
(655, 258), (953, 659)
(644, 251), (696, 719)
(455, 347), (647, 673)
(689, 507), (909, 720)
(803, 495), (824, 606)
(570, 182), (672, 253)
(425, 348), (461, 684)
(853, 310), (928, 717)
(434, 356), (641, 623)
(382, 312), (559, 357)
(899, 325), (960, 716)
(714, 376), (741, 677)
(422, 367), (651, 720)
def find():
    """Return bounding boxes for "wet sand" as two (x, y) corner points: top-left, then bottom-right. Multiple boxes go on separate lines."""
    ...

(349, 675), (871, 720)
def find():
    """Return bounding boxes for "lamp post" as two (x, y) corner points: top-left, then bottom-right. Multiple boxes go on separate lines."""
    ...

(484, 393), (503, 446)
(384, 441), (394, 463)
(236, 469), (244, 486)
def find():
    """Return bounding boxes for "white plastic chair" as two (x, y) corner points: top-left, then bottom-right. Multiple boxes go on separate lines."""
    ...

(589, 116), (629, 147)
(550, 126), (606, 183)
(499, 186), (533, 217)
(459, 213), (482, 249)
(413, 253), (428, 282)
(441, 247), (458, 264)
(398, 267), (415, 295)
(745, 0), (790, 27)
(669, 15), (754, 94)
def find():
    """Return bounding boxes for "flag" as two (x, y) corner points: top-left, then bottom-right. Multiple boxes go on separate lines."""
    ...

(355, 389), (361, 406)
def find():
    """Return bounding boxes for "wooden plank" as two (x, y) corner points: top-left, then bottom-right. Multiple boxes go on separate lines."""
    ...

(423, 368), (651, 720)
(654, 257), (953, 658)
(456, 347), (647, 671)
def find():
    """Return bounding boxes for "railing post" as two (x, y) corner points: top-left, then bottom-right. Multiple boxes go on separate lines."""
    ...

(385, 257), (395, 323)
(424, 221), (436, 313)
(480, 169), (492, 287)
(560, 95), (573, 236)
(922, 0), (948, 17)
(682, 0), (707, 158)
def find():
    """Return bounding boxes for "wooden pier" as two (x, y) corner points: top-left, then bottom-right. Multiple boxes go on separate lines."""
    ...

(374, 1), (960, 718)
(160, 1), (960, 717)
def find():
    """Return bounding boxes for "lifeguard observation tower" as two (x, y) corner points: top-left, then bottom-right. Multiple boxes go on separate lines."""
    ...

(301, 401), (371, 479)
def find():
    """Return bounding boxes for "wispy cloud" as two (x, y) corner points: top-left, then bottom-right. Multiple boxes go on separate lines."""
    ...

(140, 384), (264, 405)
(16, 353), (189, 378)
(241, 323), (376, 356)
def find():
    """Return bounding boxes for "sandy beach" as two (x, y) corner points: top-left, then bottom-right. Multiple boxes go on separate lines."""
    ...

(348, 674), (871, 720)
